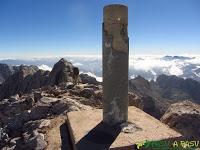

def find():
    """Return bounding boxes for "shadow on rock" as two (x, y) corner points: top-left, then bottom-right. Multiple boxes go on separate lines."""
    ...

(76, 121), (121, 150)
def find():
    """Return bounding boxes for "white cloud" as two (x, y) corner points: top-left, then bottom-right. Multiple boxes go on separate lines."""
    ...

(38, 64), (52, 71)
(73, 62), (83, 66)
(2, 54), (200, 82)
(169, 65), (183, 76)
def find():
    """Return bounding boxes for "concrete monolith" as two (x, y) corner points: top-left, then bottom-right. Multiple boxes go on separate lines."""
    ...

(103, 4), (129, 125)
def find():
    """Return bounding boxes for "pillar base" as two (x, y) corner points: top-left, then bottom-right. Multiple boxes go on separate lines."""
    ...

(66, 106), (182, 150)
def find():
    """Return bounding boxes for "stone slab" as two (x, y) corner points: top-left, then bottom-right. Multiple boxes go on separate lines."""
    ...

(66, 106), (182, 150)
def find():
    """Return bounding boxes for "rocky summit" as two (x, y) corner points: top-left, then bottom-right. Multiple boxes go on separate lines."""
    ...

(0, 79), (100, 149)
(0, 58), (97, 101)
(0, 58), (200, 150)
(0, 64), (19, 84)
(0, 65), (49, 100)
(48, 58), (74, 85)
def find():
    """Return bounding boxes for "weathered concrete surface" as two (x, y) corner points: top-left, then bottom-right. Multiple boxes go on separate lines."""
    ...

(103, 4), (129, 125)
(66, 106), (182, 150)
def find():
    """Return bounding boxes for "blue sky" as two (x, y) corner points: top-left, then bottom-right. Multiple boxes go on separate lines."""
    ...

(0, 0), (200, 57)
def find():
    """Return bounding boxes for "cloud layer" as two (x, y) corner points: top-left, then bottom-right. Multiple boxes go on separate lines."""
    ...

(1, 55), (200, 82)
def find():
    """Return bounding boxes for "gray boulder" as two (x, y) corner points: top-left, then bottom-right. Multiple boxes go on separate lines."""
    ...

(48, 58), (74, 85)
(0, 64), (19, 84)
(24, 130), (47, 150)
(161, 100), (200, 138)
(79, 73), (99, 85)
(9, 94), (20, 103)
(0, 127), (10, 148)
(23, 119), (51, 133)
(80, 88), (95, 98)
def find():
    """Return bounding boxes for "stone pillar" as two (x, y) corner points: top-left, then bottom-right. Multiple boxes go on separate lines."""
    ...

(103, 4), (129, 125)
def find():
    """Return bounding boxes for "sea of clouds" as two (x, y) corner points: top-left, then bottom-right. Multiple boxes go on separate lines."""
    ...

(1, 55), (200, 82)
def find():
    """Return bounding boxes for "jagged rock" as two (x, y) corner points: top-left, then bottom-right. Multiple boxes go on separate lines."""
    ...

(79, 88), (95, 98)
(66, 82), (75, 89)
(65, 98), (92, 112)
(30, 106), (50, 121)
(9, 138), (17, 149)
(156, 74), (200, 103)
(0, 64), (19, 84)
(57, 82), (75, 90)
(46, 86), (67, 97)
(128, 92), (163, 119)
(1, 100), (31, 121)
(79, 97), (102, 108)
(39, 97), (59, 104)
(24, 130), (47, 150)
(9, 94), (20, 103)
(0, 99), (10, 111)
(94, 90), (103, 100)
(44, 86), (66, 97)
(0, 59), (79, 100)
(48, 58), (74, 85)
(140, 96), (162, 119)
(25, 96), (34, 107)
(161, 101), (200, 138)
(1, 146), (15, 150)
(38, 119), (51, 128)
(79, 73), (99, 85)
(51, 101), (68, 115)
(69, 89), (80, 96)
(129, 75), (176, 118)
(0, 127), (10, 148)
(23, 119), (51, 133)
(130, 75), (150, 91)
(5, 137), (22, 150)
(128, 92), (143, 108)
(0, 65), (49, 100)
(67, 105), (80, 112)
(6, 111), (30, 137)
(34, 91), (43, 102)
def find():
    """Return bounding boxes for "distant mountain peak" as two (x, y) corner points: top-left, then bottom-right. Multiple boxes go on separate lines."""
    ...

(162, 55), (194, 61)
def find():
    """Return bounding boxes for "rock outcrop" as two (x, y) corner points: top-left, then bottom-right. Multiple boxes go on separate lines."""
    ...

(161, 100), (200, 139)
(156, 74), (200, 103)
(129, 74), (200, 119)
(48, 58), (74, 85)
(0, 58), (82, 100)
(79, 73), (99, 85)
(129, 76), (170, 119)
(0, 65), (49, 100)
(128, 92), (166, 119)
(0, 83), (94, 149)
(130, 75), (200, 104)
(0, 64), (19, 84)
(1, 59), (200, 149)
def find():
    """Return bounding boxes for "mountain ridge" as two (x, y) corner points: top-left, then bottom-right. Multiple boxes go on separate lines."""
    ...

(1, 55), (200, 82)
(0, 58), (200, 149)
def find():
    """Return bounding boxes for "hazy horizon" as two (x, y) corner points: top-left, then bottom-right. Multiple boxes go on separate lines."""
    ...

(1, 54), (200, 83)
(1, 53), (200, 60)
